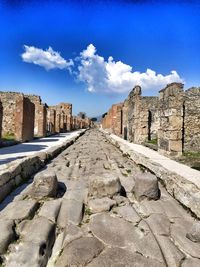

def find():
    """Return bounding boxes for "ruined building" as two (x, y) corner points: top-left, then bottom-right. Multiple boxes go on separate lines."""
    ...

(0, 91), (91, 144)
(102, 83), (200, 157)
(0, 92), (35, 142)
(25, 95), (47, 137)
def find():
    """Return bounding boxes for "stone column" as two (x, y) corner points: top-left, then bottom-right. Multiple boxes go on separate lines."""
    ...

(55, 112), (61, 133)
(158, 83), (184, 157)
(47, 108), (56, 135)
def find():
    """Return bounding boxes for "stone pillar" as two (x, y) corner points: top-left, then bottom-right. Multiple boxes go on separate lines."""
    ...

(47, 108), (56, 135)
(158, 83), (184, 157)
(55, 111), (61, 133)
(25, 95), (47, 137)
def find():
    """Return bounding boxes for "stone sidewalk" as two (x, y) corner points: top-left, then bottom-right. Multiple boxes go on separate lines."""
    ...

(103, 130), (200, 218)
(0, 130), (84, 166)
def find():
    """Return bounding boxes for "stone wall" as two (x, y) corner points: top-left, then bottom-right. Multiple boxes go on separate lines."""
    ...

(47, 108), (56, 135)
(102, 103), (123, 136)
(0, 92), (35, 141)
(25, 95), (47, 137)
(184, 87), (200, 152)
(158, 83), (184, 157)
(102, 82), (200, 157)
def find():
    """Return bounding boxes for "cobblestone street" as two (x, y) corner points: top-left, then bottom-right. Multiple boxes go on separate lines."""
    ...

(0, 129), (200, 267)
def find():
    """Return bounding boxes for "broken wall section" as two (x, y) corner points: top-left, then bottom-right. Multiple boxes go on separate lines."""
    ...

(183, 87), (200, 152)
(25, 95), (47, 137)
(0, 92), (35, 142)
(158, 83), (184, 157)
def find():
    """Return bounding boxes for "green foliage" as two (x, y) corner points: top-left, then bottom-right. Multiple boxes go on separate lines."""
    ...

(183, 151), (200, 158)
(2, 132), (15, 141)
(147, 139), (157, 145)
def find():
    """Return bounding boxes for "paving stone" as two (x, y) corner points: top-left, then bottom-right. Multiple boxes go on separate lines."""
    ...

(30, 170), (58, 198)
(55, 237), (104, 267)
(171, 218), (200, 258)
(186, 221), (200, 242)
(38, 199), (61, 223)
(133, 172), (160, 201)
(89, 213), (164, 263)
(57, 199), (83, 228)
(62, 223), (83, 248)
(88, 197), (116, 213)
(0, 200), (39, 222)
(0, 219), (15, 255)
(113, 205), (141, 225)
(182, 258), (200, 267)
(88, 247), (165, 267)
(145, 213), (171, 236)
(155, 235), (185, 267)
(88, 174), (121, 198)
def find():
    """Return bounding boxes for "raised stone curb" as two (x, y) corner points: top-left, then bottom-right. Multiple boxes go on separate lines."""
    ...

(101, 130), (200, 219)
(0, 130), (86, 203)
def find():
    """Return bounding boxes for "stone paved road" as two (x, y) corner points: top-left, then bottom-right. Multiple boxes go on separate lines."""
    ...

(0, 129), (200, 267)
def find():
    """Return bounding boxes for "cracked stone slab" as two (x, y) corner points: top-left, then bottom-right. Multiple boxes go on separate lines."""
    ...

(55, 237), (104, 267)
(113, 205), (141, 225)
(88, 247), (165, 267)
(89, 213), (164, 263)
(145, 213), (171, 236)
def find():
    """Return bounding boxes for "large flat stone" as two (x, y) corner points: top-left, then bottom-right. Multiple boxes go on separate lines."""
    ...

(0, 200), (39, 222)
(89, 213), (164, 263)
(113, 205), (141, 225)
(55, 237), (104, 267)
(88, 247), (165, 267)
(57, 199), (83, 227)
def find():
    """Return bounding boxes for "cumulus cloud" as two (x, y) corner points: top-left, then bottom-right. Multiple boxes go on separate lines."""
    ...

(21, 45), (73, 70)
(77, 44), (183, 93)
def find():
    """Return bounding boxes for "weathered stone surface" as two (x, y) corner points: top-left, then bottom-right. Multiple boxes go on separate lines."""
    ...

(186, 222), (200, 242)
(145, 213), (171, 236)
(0, 200), (39, 221)
(62, 223), (83, 248)
(88, 174), (121, 198)
(113, 205), (141, 225)
(88, 197), (116, 213)
(133, 172), (160, 201)
(88, 247), (165, 267)
(55, 237), (104, 267)
(171, 218), (200, 258)
(38, 199), (61, 223)
(0, 219), (15, 254)
(30, 171), (58, 198)
(182, 258), (200, 267)
(89, 213), (164, 263)
(57, 199), (83, 227)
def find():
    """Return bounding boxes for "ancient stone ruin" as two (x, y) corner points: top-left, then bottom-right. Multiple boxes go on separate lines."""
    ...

(102, 82), (200, 157)
(0, 91), (91, 144)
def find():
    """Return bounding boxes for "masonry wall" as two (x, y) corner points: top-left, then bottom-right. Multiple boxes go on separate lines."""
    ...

(158, 83), (184, 157)
(0, 92), (35, 142)
(26, 95), (47, 137)
(184, 87), (200, 152)
(47, 108), (56, 135)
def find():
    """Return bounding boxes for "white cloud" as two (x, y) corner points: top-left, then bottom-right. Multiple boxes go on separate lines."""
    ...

(77, 44), (184, 94)
(21, 45), (73, 70)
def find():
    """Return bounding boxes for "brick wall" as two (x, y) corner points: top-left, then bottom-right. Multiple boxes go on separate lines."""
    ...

(47, 108), (56, 135)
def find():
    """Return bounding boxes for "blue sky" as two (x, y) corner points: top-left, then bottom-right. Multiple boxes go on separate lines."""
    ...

(0, 0), (200, 117)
